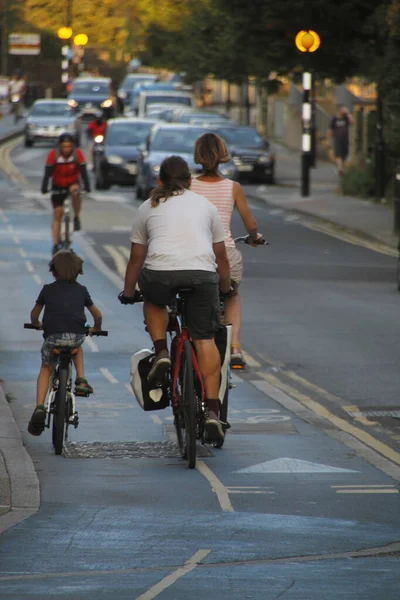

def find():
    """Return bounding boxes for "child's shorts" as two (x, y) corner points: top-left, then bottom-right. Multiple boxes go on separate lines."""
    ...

(41, 333), (85, 366)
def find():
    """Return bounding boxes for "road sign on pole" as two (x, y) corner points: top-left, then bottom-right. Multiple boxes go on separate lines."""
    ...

(8, 33), (40, 56)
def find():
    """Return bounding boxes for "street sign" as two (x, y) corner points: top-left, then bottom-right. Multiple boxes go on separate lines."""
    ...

(8, 33), (40, 56)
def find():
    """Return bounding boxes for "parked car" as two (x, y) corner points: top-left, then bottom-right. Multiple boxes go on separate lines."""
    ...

(136, 123), (238, 199)
(117, 73), (158, 110)
(137, 91), (194, 118)
(24, 99), (81, 147)
(93, 118), (158, 190)
(68, 77), (117, 120)
(213, 125), (275, 183)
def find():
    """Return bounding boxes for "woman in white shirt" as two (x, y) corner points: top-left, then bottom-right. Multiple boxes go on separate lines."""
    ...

(122, 155), (230, 442)
(191, 133), (264, 369)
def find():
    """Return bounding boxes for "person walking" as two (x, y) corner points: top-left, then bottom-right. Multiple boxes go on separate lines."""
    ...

(328, 105), (354, 176)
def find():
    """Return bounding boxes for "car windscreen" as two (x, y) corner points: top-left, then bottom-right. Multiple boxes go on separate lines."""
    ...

(105, 123), (153, 145)
(121, 76), (156, 90)
(72, 82), (108, 94)
(150, 128), (205, 153)
(145, 95), (191, 108)
(216, 127), (265, 148)
(30, 103), (74, 117)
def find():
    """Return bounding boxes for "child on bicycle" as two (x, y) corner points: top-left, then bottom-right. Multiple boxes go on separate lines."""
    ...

(27, 250), (102, 436)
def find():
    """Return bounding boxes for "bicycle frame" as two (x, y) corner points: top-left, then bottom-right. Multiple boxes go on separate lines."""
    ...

(46, 350), (77, 431)
(170, 324), (205, 409)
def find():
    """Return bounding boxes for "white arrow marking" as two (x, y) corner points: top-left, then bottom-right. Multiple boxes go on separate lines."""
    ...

(235, 458), (359, 474)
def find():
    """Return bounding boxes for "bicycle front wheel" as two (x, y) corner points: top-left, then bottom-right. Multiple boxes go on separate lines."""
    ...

(52, 366), (67, 455)
(63, 214), (71, 250)
(182, 340), (196, 469)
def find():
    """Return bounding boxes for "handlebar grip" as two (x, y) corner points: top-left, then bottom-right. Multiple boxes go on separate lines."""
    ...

(24, 323), (41, 330)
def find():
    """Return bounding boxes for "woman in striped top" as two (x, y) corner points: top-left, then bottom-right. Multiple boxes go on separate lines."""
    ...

(191, 132), (264, 369)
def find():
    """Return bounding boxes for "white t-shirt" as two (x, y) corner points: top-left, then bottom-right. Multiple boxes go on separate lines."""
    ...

(130, 189), (225, 271)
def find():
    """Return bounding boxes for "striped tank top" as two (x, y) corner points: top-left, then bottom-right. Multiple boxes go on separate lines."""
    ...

(191, 178), (235, 247)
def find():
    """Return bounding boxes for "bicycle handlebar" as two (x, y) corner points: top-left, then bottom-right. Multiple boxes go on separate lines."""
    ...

(234, 235), (269, 245)
(24, 323), (108, 336)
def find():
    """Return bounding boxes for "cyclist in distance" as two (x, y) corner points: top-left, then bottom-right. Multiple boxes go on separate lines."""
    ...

(87, 110), (108, 168)
(41, 133), (91, 255)
(191, 132), (264, 369)
(120, 155), (230, 443)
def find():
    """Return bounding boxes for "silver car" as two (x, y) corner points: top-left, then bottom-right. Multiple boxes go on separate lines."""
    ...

(24, 99), (81, 147)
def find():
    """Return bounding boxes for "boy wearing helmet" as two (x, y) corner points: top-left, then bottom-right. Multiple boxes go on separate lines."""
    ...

(41, 133), (91, 255)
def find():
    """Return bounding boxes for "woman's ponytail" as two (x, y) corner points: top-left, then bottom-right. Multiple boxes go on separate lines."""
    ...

(150, 155), (191, 207)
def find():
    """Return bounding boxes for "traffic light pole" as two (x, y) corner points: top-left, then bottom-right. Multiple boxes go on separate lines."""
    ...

(301, 71), (312, 197)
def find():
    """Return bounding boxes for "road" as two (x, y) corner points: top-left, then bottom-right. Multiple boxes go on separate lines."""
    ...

(0, 136), (399, 598)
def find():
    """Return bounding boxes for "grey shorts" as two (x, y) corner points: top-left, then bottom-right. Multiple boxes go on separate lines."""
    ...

(41, 333), (85, 366)
(139, 269), (220, 340)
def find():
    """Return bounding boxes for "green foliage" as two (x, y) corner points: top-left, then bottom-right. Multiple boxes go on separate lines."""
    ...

(340, 161), (375, 198)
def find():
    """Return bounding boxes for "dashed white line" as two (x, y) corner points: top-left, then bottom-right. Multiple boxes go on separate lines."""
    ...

(134, 549), (211, 600)
(18, 248), (27, 258)
(118, 245), (130, 260)
(85, 336), (99, 353)
(150, 415), (162, 425)
(99, 367), (119, 384)
(7, 224), (13, 233)
(196, 460), (234, 513)
(25, 261), (34, 273)
(104, 244), (127, 278)
(33, 274), (43, 285)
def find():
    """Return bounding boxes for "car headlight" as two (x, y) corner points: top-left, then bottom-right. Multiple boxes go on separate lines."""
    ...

(232, 156), (242, 166)
(107, 154), (124, 165)
(118, 91), (127, 99)
(101, 99), (113, 108)
(68, 99), (78, 108)
(257, 154), (271, 164)
(220, 166), (235, 176)
(152, 165), (161, 173)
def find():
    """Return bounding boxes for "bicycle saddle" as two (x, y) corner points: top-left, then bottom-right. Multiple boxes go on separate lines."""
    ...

(172, 286), (195, 296)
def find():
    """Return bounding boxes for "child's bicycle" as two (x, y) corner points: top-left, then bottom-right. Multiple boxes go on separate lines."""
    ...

(24, 324), (108, 455)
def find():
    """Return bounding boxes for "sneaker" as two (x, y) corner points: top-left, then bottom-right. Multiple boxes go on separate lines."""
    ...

(74, 377), (94, 396)
(73, 216), (81, 231)
(204, 410), (225, 443)
(230, 348), (246, 370)
(148, 350), (171, 385)
(27, 405), (46, 436)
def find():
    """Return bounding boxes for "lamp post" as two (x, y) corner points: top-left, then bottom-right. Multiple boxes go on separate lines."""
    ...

(58, 27), (73, 86)
(295, 30), (321, 197)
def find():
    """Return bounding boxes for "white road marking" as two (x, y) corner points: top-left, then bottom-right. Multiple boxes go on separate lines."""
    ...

(235, 458), (359, 474)
(125, 383), (134, 395)
(134, 549), (211, 600)
(12, 235), (20, 244)
(25, 261), (34, 273)
(112, 225), (132, 232)
(90, 193), (129, 204)
(33, 274), (43, 285)
(85, 336), (99, 353)
(104, 244), (127, 278)
(150, 414), (162, 425)
(18, 247), (27, 258)
(7, 224), (13, 233)
(0, 209), (7, 223)
(99, 368), (119, 384)
(118, 245), (130, 259)
(226, 486), (274, 495)
(334, 489), (399, 494)
(331, 484), (397, 488)
(196, 460), (234, 512)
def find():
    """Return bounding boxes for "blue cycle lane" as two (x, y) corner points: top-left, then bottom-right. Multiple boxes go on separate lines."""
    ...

(0, 184), (399, 599)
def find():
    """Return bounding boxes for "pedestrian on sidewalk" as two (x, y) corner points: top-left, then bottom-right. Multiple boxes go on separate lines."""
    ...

(328, 105), (354, 176)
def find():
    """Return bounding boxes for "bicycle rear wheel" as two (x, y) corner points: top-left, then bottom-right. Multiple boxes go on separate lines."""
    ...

(182, 340), (196, 469)
(52, 366), (67, 455)
(63, 214), (71, 250)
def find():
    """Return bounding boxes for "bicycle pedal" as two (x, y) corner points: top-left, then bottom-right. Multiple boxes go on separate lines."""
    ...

(75, 390), (91, 397)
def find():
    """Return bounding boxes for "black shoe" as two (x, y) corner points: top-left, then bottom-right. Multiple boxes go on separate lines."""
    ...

(148, 350), (171, 385)
(73, 216), (81, 231)
(204, 410), (225, 443)
(28, 405), (46, 436)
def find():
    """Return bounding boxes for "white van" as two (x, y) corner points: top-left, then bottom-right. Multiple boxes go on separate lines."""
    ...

(137, 91), (194, 117)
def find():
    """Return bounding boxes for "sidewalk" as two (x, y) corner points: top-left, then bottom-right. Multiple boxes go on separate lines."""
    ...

(0, 105), (25, 144)
(245, 145), (398, 251)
